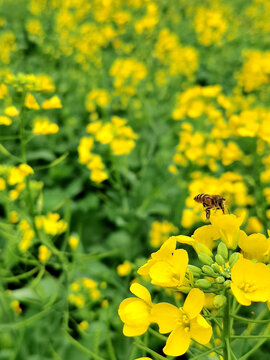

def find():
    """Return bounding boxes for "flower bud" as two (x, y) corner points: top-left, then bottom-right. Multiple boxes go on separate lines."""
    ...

(215, 254), (225, 266)
(216, 276), (225, 284)
(229, 252), (239, 267)
(213, 295), (226, 309)
(211, 263), (221, 273)
(188, 265), (202, 277)
(217, 242), (228, 260)
(195, 279), (212, 289)
(224, 280), (232, 288)
(202, 265), (216, 277)
(198, 253), (213, 266)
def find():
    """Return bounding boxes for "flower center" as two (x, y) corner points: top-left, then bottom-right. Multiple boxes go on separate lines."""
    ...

(177, 309), (190, 332)
(239, 281), (256, 293)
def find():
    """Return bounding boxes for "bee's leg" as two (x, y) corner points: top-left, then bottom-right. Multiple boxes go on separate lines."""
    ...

(203, 203), (208, 208)
(219, 201), (225, 214)
(205, 207), (211, 219)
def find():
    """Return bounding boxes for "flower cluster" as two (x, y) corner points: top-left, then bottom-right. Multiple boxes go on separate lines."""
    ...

(119, 211), (270, 357)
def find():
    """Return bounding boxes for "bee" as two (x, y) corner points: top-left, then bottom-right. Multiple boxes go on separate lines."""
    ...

(194, 194), (226, 219)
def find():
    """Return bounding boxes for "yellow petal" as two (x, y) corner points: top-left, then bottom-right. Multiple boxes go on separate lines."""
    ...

(183, 288), (205, 319)
(151, 303), (179, 334)
(230, 283), (251, 306)
(149, 261), (175, 287)
(171, 249), (188, 282)
(130, 283), (151, 304)
(163, 326), (190, 356)
(190, 315), (212, 344)
(123, 323), (149, 337)
(173, 235), (194, 245)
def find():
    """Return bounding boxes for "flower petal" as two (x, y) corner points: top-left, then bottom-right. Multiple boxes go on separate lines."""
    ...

(172, 249), (189, 283)
(230, 283), (251, 306)
(130, 283), (151, 304)
(183, 288), (205, 319)
(123, 323), (149, 337)
(163, 326), (190, 356)
(190, 315), (212, 344)
(149, 261), (175, 287)
(151, 303), (179, 334)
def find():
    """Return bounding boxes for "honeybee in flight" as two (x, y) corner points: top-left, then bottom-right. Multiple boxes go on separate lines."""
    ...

(194, 194), (226, 219)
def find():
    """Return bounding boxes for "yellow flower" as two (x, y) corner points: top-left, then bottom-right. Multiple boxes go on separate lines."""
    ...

(135, 358), (152, 360)
(0, 177), (6, 190)
(210, 213), (245, 249)
(33, 117), (59, 135)
(78, 321), (89, 331)
(151, 289), (212, 356)
(238, 232), (270, 262)
(117, 261), (132, 276)
(138, 237), (176, 277)
(148, 248), (188, 288)
(25, 93), (40, 110)
(90, 169), (108, 183)
(11, 300), (22, 314)
(38, 245), (51, 263)
(8, 164), (33, 185)
(0, 115), (12, 125)
(174, 224), (220, 256)
(5, 106), (19, 117)
(68, 235), (79, 250)
(42, 95), (62, 109)
(118, 283), (153, 337)
(231, 258), (270, 306)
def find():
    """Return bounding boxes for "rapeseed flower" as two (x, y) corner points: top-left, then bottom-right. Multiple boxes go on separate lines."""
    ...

(33, 117), (59, 135)
(42, 95), (62, 109)
(210, 213), (245, 249)
(25, 93), (40, 109)
(8, 164), (33, 185)
(0, 115), (12, 125)
(117, 261), (132, 276)
(152, 288), (212, 356)
(5, 106), (19, 117)
(230, 258), (270, 306)
(118, 283), (153, 337)
(38, 245), (51, 263)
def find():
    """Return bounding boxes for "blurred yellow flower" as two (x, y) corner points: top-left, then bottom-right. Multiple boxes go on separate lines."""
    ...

(0, 115), (12, 126)
(117, 260), (132, 276)
(42, 95), (62, 109)
(5, 106), (19, 117)
(25, 93), (40, 110)
(68, 235), (79, 250)
(33, 117), (59, 135)
(38, 245), (51, 263)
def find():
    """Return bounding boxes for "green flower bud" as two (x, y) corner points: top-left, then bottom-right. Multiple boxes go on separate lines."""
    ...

(224, 280), (232, 288)
(213, 295), (227, 309)
(216, 276), (225, 284)
(195, 279), (212, 289)
(188, 265), (202, 276)
(211, 263), (221, 273)
(229, 252), (239, 267)
(198, 253), (214, 266)
(217, 242), (228, 260)
(202, 265), (216, 277)
(215, 254), (225, 266)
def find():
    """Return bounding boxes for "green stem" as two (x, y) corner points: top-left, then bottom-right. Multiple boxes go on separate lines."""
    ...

(189, 345), (223, 360)
(231, 335), (270, 339)
(63, 329), (106, 360)
(230, 314), (269, 324)
(222, 291), (231, 360)
(134, 340), (168, 360)
(148, 327), (167, 341)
